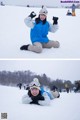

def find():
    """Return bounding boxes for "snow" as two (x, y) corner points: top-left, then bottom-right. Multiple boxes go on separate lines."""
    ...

(0, 5), (80, 59)
(0, 85), (80, 120)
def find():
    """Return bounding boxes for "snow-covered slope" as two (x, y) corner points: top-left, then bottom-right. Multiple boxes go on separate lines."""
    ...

(0, 5), (80, 59)
(0, 85), (80, 120)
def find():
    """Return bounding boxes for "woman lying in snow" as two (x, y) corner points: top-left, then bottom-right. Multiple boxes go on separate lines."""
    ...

(22, 78), (50, 106)
(22, 78), (60, 106)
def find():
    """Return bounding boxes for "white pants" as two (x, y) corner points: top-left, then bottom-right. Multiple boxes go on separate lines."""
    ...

(28, 41), (60, 53)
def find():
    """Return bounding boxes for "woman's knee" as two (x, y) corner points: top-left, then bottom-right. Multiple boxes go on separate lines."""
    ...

(28, 44), (43, 53)
(33, 42), (43, 53)
(35, 46), (43, 53)
(52, 41), (60, 48)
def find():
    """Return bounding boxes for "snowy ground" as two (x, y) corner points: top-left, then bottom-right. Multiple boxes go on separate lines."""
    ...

(0, 85), (80, 120)
(0, 5), (80, 59)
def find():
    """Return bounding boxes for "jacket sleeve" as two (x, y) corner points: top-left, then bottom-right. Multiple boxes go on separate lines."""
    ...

(38, 92), (50, 106)
(24, 16), (35, 28)
(49, 22), (59, 33)
(22, 94), (32, 104)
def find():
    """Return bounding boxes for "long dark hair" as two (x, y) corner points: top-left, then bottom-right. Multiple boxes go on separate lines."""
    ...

(35, 15), (46, 24)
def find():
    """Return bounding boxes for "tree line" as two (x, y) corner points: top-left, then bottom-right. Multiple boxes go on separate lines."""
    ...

(0, 70), (79, 91)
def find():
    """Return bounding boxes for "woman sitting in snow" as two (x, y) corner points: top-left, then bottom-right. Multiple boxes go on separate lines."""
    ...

(22, 78), (50, 106)
(20, 6), (60, 53)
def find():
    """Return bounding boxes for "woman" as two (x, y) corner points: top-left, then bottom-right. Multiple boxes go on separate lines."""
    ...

(22, 78), (50, 105)
(20, 7), (60, 53)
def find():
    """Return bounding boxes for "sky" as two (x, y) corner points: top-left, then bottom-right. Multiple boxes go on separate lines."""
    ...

(0, 0), (61, 7)
(1, 0), (80, 7)
(0, 60), (80, 82)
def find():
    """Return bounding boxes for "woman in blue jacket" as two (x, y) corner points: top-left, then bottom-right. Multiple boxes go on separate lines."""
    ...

(20, 7), (60, 53)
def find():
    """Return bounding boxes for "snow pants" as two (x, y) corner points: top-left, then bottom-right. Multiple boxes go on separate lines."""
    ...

(28, 41), (60, 53)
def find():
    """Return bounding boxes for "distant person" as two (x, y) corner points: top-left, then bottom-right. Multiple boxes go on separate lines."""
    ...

(75, 81), (80, 92)
(22, 78), (50, 105)
(20, 6), (60, 53)
(24, 84), (29, 90)
(66, 9), (72, 16)
(65, 84), (69, 93)
(17, 83), (22, 89)
(50, 85), (60, 98)
(72, 4), (76, 16)
(0, 2), (5, 6)
(42, 5), (44, 8)
(51, 85), (58, 91)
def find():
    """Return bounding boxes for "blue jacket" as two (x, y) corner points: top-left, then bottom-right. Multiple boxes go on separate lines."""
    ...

(24, 17), (59, 43)
(72, 4), (76, 12)
(30, 21), (49, 43)
(40, 87), (54, 100)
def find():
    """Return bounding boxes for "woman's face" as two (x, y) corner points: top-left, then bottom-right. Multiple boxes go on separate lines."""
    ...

(31, 88), (39, 96)
(40, 14), (46, 21)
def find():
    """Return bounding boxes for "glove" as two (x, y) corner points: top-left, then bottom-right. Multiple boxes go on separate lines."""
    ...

(30, 96), (39, 105)
(30, 95), (44, 105)
(52, 16), (59, 25)
(38, 95), (45, 100)
(31, 95), (44, 102)
(28, 11), (36, 19)
(30, 101), (39, 105)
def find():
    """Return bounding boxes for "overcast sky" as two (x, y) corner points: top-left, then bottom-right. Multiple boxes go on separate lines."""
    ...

(1, 0), (78, 7)
(0, 60), (80, 82)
